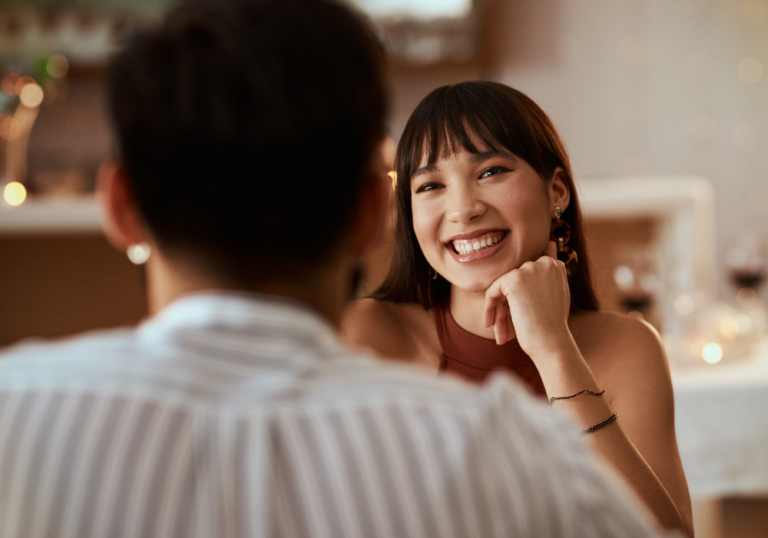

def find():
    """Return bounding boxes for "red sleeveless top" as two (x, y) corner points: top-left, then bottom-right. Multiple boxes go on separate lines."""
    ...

(434, 300), (547, 397)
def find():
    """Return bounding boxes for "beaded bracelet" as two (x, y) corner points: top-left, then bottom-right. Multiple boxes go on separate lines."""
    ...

(548, 388), (605, 408)
(582, 412), (618, 434)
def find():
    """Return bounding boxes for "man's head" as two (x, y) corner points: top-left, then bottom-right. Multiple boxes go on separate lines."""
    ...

(103, 0), (388, 285)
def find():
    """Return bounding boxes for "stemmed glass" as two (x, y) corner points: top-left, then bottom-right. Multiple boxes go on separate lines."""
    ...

(613, 244), (660, 319)
(726, 237), (766, 308)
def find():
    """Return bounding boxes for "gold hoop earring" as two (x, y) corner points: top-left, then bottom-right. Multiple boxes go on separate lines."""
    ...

(427, 267), (438, 306)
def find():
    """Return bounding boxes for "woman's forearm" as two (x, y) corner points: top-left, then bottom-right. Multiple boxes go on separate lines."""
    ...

(533, 344), (692, 537)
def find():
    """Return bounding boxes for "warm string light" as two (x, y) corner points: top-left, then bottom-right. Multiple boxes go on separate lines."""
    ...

(46, 54), (69, 79)
(3, 182), (27, 206)
(19, 83), (44, 108)
(702, 343), (723, 364)
(1, 73), (19, 95)
(14, 76), (35, 96)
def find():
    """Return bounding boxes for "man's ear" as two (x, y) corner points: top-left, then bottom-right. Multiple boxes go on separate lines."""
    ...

(349, 171), (390, 256)
(96, 159), (149, 252)
(549, 167), (571, 212)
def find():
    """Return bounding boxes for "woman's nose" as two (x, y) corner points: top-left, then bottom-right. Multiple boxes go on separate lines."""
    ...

(446, 188), (486, 223)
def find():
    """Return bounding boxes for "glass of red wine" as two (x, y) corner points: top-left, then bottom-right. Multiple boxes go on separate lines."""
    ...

(727, 237), (766, 308)
(614, 244), (660, 318)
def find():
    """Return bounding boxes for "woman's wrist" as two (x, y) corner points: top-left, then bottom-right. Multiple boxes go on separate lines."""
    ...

(531, 340), (602, 396)
(526, 332), (580, 367)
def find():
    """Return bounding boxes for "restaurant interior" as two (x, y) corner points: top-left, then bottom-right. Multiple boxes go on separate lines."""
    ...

(2, 0), (768, 536)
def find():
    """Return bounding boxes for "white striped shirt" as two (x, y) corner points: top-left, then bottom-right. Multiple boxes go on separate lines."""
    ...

(0, 292), (672, 538)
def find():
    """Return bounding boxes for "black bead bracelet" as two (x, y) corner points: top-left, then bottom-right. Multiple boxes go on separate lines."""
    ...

(582, 412), (618, 434)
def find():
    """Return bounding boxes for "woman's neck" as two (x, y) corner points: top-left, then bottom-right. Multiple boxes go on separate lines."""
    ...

(449, 285), (497, 340)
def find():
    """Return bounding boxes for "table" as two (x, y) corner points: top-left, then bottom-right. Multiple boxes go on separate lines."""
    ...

(672, 361), (768, 537)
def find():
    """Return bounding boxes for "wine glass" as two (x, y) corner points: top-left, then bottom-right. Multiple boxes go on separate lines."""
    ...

(726, 237), (766, 308)
(613, 244), (660, 319)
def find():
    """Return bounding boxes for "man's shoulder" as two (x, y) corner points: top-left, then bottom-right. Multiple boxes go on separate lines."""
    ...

(0, 327), (137, 367)
(0, 327), (150, 391)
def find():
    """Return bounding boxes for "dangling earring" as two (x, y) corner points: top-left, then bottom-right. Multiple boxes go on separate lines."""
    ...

(427, 267), (438, 306)
(550, 207), (578, 276)
(126, 243), (151, 265)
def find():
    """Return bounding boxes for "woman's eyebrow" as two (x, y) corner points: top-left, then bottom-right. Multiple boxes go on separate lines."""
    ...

(470, 150), (518, 163)
(411, 164), (439, 178)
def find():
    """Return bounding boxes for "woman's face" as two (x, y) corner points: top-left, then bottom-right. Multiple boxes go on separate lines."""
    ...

(410, 139), (570, 294)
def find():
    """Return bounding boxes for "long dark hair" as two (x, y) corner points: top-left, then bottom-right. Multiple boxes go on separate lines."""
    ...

(373, 81), (599, 312)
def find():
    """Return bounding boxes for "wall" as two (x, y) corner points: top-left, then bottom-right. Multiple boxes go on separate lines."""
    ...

(389, 0), (768, 301)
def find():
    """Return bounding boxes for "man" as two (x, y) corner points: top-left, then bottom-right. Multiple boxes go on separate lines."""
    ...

(0, 0), (675, 536)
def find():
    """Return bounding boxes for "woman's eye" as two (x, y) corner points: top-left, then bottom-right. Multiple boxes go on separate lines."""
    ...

(480, 166), (508, 179)
(416, 182), (442, 193)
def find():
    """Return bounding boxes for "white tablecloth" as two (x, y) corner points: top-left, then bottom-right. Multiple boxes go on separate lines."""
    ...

(672, 361), (768, 498)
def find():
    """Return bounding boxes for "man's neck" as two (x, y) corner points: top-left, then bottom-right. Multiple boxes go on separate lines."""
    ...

(144, 250), (351, 328)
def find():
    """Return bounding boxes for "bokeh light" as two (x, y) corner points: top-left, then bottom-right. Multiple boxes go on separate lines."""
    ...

(46, 54), (70, 79)
(14, 76), (35, 96)
(734, 313), (753, 334)
(388, 171), (397, 189)
(702, 343), (723, 364)
(614, 265), (634, 288)
(738, 57), (763, 84)
(674, 294), (695, 316)
(1, 73), (19, 96)
(3, 182), (27, 206)
(719, 318), (737, 340)
(19, 83), (44, 108)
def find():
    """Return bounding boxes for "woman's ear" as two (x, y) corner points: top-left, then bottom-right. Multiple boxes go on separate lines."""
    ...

(96, 159), (150, 252)
(549, 167), (571, 212)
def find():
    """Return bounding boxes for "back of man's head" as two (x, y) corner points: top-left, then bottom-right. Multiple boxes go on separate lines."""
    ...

(108, 0), (387, 280)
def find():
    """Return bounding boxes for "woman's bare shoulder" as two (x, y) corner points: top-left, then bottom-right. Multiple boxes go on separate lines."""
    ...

(571, 310), (664, 349)
(340, 298), (439, 365)
(570, 310), (670, 389)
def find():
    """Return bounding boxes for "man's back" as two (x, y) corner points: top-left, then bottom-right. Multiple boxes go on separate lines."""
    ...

(0, 293), (665, 537)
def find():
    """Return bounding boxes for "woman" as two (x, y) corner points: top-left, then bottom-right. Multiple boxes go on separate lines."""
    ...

(342, 82), (693, 536)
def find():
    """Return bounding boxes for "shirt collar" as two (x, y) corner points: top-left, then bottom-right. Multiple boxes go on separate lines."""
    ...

(137, 290), (341, 349)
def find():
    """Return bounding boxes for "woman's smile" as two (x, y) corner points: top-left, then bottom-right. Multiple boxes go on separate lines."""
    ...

(447, 229), (508, 261)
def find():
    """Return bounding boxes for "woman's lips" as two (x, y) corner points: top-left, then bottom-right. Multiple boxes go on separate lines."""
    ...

(446, 230), (508, 263)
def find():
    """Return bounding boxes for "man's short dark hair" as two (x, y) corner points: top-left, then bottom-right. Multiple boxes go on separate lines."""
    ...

(108, 0), (387, 279)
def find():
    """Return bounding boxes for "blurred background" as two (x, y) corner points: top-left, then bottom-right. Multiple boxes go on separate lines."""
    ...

(1, 0), (768, 536)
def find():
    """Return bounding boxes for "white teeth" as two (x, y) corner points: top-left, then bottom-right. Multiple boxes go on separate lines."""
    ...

(452, 233), (504, 255)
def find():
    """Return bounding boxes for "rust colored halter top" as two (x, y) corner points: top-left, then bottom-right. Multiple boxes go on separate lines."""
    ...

(434, 300), (547, 397)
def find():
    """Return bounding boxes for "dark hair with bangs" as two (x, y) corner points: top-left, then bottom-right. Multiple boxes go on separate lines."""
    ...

(373, 81), (598, 312)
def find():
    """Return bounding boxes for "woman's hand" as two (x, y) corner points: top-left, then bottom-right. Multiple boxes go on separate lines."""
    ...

(482, 241), (572, 357)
